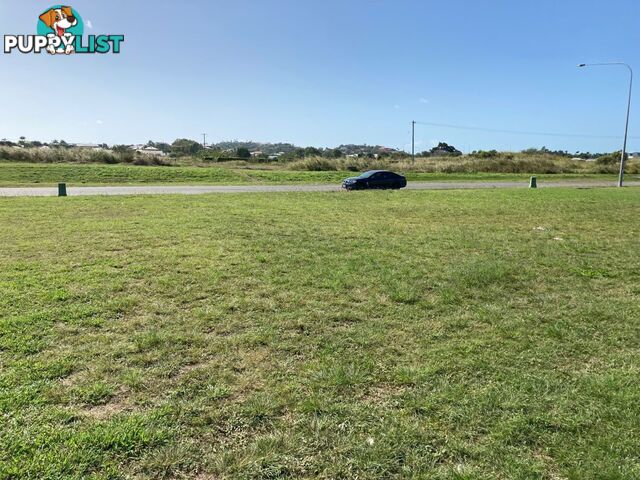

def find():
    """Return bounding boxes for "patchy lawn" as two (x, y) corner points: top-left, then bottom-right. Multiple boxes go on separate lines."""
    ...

(1, 188), (639, 479)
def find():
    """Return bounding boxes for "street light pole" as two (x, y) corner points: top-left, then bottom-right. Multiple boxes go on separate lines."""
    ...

(578, 62), (633, 187)
(411, 120), (416, 162)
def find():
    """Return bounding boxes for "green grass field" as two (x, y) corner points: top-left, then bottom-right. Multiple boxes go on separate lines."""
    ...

(0, 162), (623, 187)
(1, 188), (639, 479)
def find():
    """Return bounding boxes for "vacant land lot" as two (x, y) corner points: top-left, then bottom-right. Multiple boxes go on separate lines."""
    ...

(1, 189), (639, 479)
(0, 162), (625, 187)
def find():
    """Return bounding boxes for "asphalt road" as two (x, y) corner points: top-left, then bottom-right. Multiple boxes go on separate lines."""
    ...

(1, 180), (639, 197)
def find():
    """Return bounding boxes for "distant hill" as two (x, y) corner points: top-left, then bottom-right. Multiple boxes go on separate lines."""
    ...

(337, 144), (399, 156)
(211, 141), (299, 155)
(210, 141), (400, 156)
(1, 137), (402, 157)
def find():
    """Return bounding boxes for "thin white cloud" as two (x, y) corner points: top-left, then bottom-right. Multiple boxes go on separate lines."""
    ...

(394, 104), (401, 110)
(419, 97), (429, 104)
(86, 20), (93, 29)
(96, 120), (103, 125)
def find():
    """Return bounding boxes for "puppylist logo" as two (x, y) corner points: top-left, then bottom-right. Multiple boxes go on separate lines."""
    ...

(4, 5), (124, 55)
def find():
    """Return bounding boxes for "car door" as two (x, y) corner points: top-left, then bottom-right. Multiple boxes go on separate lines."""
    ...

(377, 172), (394, 189)
(385, 172), (399, 188)
(369, 172), (387, 189)
(386, 173), (400, 188)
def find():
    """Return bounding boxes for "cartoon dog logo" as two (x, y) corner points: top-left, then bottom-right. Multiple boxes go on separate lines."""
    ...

(39, 6), (78, 54)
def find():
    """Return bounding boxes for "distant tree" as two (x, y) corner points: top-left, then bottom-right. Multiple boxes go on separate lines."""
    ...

(429, 142), (462, 156)
(112, 145), (132, 154)
(171, 138), (203, 156)
(304, 147), (322, 157)
(322, 148), (343, 159)
(521, 147), (572, 157)
(236, 147), (251, 159)
(572, 151), (600, 160)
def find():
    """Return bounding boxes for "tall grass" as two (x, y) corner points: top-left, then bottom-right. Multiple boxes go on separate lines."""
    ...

(290, 153), (640, 175)
(0, 146), (171, 166)
(1, 147), (638, 174)
(289, 157), (389, 172)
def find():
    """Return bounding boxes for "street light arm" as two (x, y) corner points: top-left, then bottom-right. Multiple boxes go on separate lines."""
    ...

(580, 61), (632, 70)
(579, 62), (633, 85)
(578, 62), (633, 187)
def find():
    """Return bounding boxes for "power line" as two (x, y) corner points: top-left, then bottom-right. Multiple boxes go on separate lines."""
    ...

(414, 120), (640, 140)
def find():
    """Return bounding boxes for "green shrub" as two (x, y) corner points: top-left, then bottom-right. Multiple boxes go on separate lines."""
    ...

(290, 157), (339, 171)
(596, 152), (623, 165)
(342, 157), (389, 172)
(0, 146), (122, 164)
(471, 150), (500, 159)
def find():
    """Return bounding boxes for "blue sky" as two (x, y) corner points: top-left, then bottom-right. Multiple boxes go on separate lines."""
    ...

(1, 0), (639, 152)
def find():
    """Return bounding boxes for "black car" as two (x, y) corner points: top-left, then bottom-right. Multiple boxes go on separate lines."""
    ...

(342, 170), (407, 190)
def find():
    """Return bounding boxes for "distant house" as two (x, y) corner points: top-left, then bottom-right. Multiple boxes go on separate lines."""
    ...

(73, 143), (105, 151)
(136, 146), (167, 157)
(250, 151), (263, 157)
(629, 152), (640, 159)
